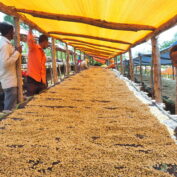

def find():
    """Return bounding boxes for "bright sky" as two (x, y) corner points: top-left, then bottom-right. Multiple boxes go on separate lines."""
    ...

(131, 26), (177, 57)
(0, 12), (177, 57)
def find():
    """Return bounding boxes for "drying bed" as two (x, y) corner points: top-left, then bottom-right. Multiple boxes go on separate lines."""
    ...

(0, 67), (177, 177)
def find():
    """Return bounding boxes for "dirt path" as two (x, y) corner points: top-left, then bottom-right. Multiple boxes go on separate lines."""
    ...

(0, 67), (177, 177)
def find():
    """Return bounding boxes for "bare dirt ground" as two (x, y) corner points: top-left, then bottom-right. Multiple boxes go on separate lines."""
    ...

(0, 67), (177, 177)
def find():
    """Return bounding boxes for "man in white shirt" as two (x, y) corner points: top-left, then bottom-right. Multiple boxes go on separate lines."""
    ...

(0, 22), (22, 112)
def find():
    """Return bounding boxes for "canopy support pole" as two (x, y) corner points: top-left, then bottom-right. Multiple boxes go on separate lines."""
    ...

(176, 67), (177, 114)
(66, 44), (70, 76)
(129, 49), (134, 81)
(14, 17), (23, 103)
(51, 38), (58, 84)
(151, 36), (162, 103)
(172, 65), (175, 80)
(150, 55), (154, 98)
(120, 54), (124, 74)
(74, 48), (78, 73)
(139, 54), (143, 85)
(56, 50), (62, 81)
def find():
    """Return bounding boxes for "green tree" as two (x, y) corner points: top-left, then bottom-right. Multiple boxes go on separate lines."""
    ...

(160, 32), (177, 50)
(4, 15), (14, 24)
(3, 15), (29, 30)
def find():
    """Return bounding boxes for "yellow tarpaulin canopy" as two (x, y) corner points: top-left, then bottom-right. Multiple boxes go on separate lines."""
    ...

(0, 0), (177, 58)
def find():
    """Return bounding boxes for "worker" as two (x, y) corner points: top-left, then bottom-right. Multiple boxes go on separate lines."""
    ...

(26, 28), (48, 96)
(0, 22), (22, 112)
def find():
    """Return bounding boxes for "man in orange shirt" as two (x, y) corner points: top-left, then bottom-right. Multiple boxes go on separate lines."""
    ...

(26, 29), (48, 96)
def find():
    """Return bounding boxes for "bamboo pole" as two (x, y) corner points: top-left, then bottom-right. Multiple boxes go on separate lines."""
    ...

(51, 38), (58, 84)
(128, 49), (134, 81)
(14, 17), (23, 103)
(151, 36), (162, 103)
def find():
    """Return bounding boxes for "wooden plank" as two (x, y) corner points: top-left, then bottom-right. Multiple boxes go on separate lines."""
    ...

(151, 37), (162, 103)
(14, 17), (24, 103)
(51, 38), (58, 84)
(128, 49), (134, 81)
(49, 31), (131, 45)
(65, 38), (125, 51)
(13, 8), (155, 31)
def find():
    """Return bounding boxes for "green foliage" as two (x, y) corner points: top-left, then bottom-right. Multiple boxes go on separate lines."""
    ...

(45, 48), (52, 57)
(4, 15), (14, 25)
(92, 60), (102, 66)
(3, 15), (29, 30)
(160, 32), (177, 50)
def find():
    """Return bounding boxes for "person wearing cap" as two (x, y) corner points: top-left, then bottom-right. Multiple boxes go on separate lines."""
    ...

(0, 22), (22, 112)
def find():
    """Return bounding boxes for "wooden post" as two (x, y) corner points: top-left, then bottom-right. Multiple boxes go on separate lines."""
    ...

(83, 53), (85, 60)
(129, 49), (134, 81)
(151, 36), (162, 103)
(51, 38), (58, 84)
(115, 57), (118, 70)
(145, 65), (147, 74)
(120, 54), (124, 74)
(74, 48), (78, 73)
(65, 44), (70, 76)
(150, 55), (154, 98)
(135, 66), (137, 74)
(14, 17), (23, 103)
(49, 65), (53, 85)
(56, 50), (61, 81)
(172, 65), (175, 80)
(139, 54), (143, 85)
(176, 67), (177, 114)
